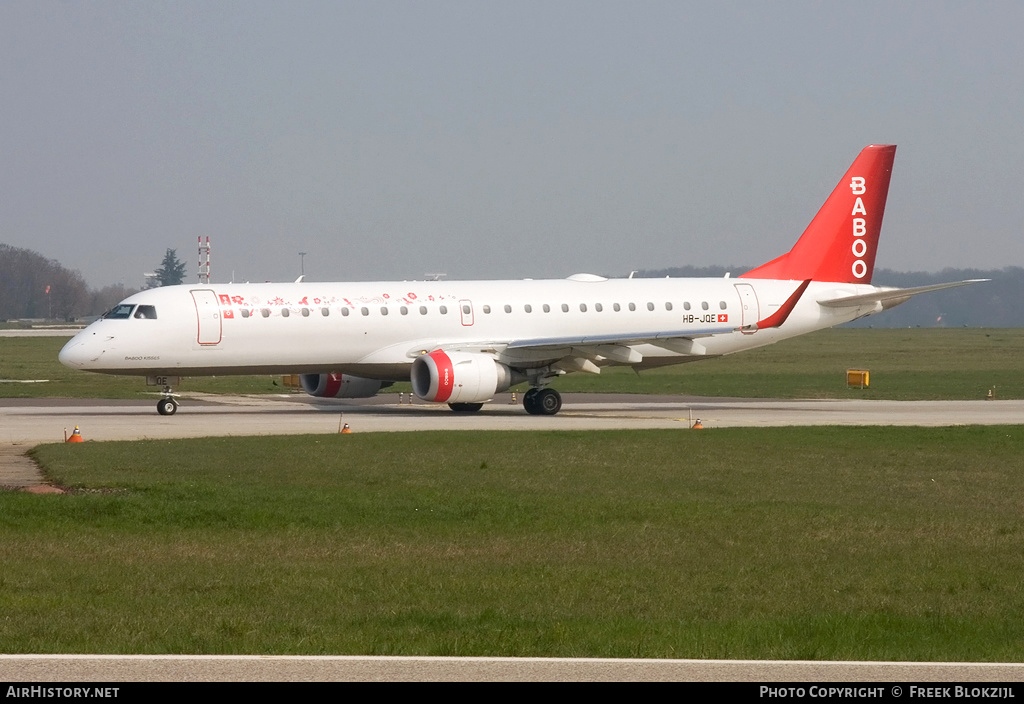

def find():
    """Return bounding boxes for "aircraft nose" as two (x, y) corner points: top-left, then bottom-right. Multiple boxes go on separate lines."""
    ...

(59, 334), (99, 368)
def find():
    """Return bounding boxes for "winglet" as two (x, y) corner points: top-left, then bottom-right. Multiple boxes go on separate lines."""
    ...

(742, 279), (811, 333)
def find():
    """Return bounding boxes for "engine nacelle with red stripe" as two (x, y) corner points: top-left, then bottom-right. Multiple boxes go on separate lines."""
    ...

(411, 351), (521, 404)
(299, 373), (386, 398)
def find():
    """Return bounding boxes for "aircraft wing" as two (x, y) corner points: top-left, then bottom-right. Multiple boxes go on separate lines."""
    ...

(502, 279), (811, 351)
(499, 325), (733, 366)
(439, 280), (812, 370)
(816, 279), (988, 309)
(504, 325), (731, 351)
(411, 326), (723, 359)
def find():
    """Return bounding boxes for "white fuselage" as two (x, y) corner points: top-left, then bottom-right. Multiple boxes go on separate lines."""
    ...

(56, 145), (976, 416)
(58, 276), (880, 380)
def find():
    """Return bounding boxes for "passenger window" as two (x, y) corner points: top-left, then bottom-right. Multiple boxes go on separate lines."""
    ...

(595, 303), (603, 312)
(684, 302), (691, 311)
(483, 305), (491, 314)
(380, 307), (389, 316)
(240, 309), (250, 318)
(613, 303), (621, 312)
(341, 308), (350, 317)
(281, 308), (290, 318)
(580, 303), (587, 312)
(561, 304), (569, 312)
(301, 308), (310, 317)
(439, 305), (448, 314)
(261, 308), (270, 318)
(646, 302), (655, 311)
(719, 301), (727, 310)
(321, 308), (330, 316)
(665, 302), (673, 311)
(524, 304), (532, 313)
(702, 301), (709, 310)
(463, 304), (471, 315)
(543, 304), (551, 313)
(400, 306), (408, 315)
(504, 304), (512, 313)
(361, 307), (369, 316)
(420, 306), (428, 315)
(628, 303), (636, 311)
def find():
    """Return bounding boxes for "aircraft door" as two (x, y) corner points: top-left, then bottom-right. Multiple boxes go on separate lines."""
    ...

(734, 284), (759, 328)
(191, 289), (222, 345)
(459, 299), (474, 326)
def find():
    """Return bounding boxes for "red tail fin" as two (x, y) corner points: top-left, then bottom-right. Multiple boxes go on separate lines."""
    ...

(740, 145), (896, 284)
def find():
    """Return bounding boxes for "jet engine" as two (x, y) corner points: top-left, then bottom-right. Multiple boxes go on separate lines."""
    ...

(411, 350), (522, 404)
(300, 373), (387, 398)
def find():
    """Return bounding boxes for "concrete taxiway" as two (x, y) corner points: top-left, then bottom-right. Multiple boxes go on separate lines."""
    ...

(4, 393), (1024, 448)
(4, 392), (1022, 490)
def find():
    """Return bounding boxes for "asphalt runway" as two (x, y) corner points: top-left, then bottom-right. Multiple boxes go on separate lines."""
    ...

(4, 391), (1024, 681)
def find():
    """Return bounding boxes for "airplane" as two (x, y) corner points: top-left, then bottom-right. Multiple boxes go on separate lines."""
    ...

(59, 144), (983, 416)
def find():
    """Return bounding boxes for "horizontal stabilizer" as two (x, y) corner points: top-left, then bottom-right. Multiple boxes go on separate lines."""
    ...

(817, 279), (988, 309)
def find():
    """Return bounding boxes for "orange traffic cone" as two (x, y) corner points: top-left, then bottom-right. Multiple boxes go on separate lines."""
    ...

(66, 425), (85, 443)
(691, 419), (703, 430)
(341, 423), (352, 434)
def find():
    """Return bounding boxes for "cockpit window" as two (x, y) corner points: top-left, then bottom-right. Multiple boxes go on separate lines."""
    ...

(103, 304), (135, 319)
(134, 305), (157, 319)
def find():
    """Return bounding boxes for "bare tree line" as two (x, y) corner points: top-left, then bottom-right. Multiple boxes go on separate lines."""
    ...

(0, 244), (138, 321)
(2, 241), (1020, 326)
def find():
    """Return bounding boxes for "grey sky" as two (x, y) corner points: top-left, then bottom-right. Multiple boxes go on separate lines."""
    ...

(2, 1), (1022, 287)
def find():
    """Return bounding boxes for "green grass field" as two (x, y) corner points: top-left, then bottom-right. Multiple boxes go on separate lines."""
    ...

(2, 328), (1022, 400)
(3, 428), (1024, 660)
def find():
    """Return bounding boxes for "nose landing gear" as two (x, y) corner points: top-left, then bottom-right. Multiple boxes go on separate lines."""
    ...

(156, 384), (179, 415)
(157, 398), (177, 415)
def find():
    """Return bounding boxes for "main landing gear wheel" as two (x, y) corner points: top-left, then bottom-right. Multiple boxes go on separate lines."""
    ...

(523, 388), (561, 416)
(523, 388), (539, 414)
(448, 402), (484, 413)
(156, 398), (178, 416)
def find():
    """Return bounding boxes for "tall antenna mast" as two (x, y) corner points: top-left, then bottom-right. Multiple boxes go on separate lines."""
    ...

(198, 236), (211, 284)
